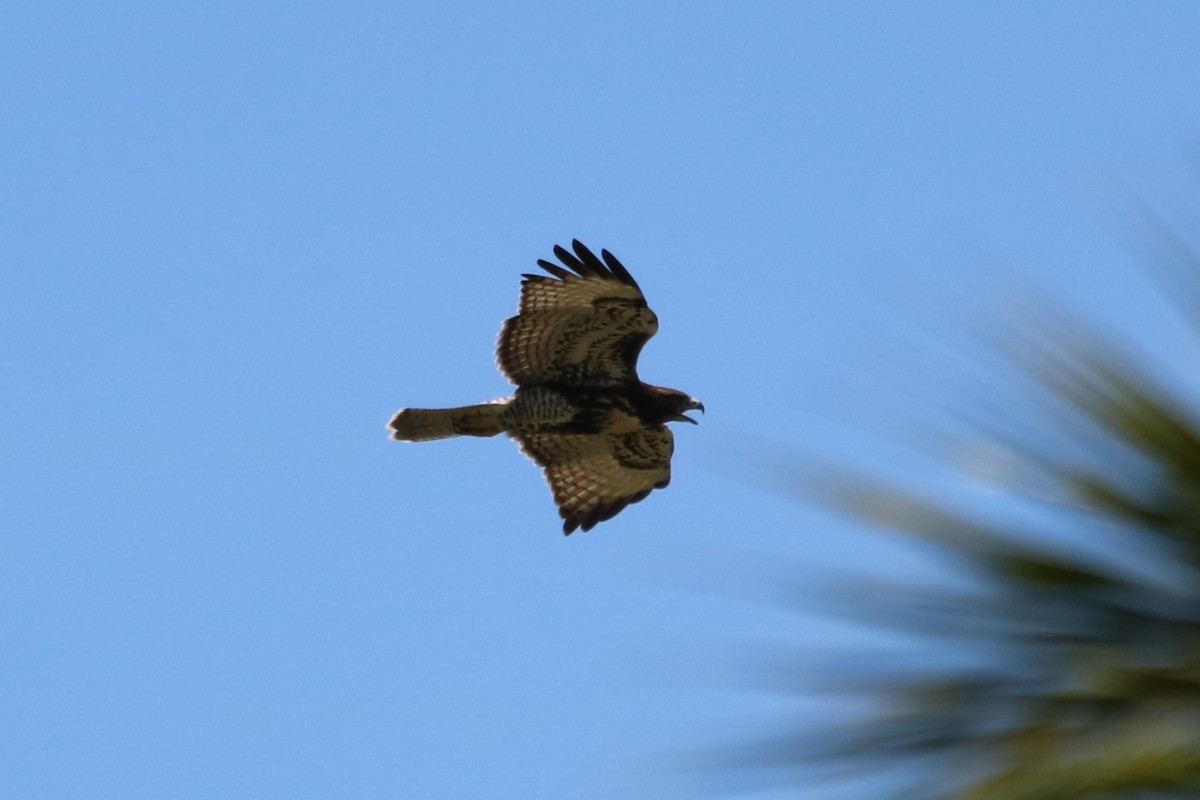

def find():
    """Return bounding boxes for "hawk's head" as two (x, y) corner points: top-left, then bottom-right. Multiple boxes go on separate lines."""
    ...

(646, 385), (705, 425)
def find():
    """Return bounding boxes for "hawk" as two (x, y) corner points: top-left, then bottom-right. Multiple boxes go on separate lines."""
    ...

(388, 240), (703, 534)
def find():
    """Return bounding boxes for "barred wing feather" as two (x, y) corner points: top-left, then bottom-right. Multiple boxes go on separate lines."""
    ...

(515, 427), (674, 534)
(497, 240), (658, 387)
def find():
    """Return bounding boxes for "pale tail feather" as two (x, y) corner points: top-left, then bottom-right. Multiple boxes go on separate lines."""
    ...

(388, 402), (506, 442)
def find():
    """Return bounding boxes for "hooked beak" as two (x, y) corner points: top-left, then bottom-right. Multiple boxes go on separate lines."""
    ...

(675, 397), (705, 425)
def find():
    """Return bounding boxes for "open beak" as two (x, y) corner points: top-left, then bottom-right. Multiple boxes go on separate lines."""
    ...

(675, 397), (705, 425)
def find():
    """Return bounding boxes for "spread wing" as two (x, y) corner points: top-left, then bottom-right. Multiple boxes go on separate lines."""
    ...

(497, 240), (659, 387)
(515, 426), (674, 534)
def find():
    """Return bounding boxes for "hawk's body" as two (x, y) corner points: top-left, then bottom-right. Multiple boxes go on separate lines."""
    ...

(389, 241), (702, 534)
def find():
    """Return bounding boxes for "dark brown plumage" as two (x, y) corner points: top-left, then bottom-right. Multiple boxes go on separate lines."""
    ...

(389, 241), (702, 534)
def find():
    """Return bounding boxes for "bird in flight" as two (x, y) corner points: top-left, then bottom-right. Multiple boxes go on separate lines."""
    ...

(388, 240), (703, 534)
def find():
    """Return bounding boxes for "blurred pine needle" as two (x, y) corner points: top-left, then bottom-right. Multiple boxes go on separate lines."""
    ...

(710, 219), (1200, 799)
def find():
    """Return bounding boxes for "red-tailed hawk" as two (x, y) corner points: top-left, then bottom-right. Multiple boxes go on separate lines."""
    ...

(389, 240), (703, 534)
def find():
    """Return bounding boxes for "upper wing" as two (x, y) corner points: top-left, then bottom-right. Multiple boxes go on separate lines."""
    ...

(515, 426), (674, 534)
(496, 240), (659, 387)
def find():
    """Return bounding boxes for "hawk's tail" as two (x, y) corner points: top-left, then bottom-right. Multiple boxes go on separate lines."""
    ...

(388, 402), (507, 442)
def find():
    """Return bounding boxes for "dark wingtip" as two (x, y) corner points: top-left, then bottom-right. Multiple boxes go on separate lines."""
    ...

(600, 248), (640, 290)
(567, 240), (609, 279)
(550, 243), (585, 277)
(534, 260), (573, 280)
(541, 241), (639, 289)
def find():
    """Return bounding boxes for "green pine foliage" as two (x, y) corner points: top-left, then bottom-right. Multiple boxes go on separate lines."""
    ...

(820, 351), (1200, 798)
(712, 257), (1200, 797)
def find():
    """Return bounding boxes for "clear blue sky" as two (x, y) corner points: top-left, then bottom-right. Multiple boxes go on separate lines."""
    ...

(3, 4), (1199, 798)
